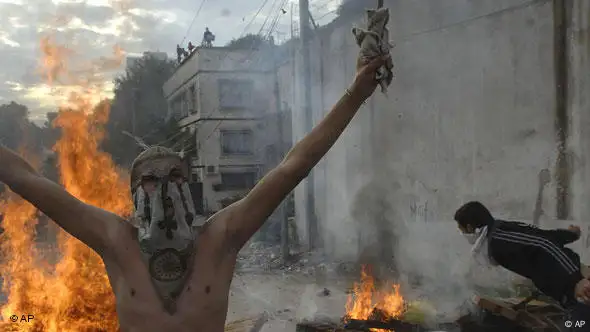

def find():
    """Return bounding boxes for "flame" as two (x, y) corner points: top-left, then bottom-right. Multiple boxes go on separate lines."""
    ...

(0, 29), (130, 332)
(345, 266), (405, 332)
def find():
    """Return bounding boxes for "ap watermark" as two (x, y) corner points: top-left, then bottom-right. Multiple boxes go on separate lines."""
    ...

(8, 314), (34, 323)
(565, 320), (586, 328)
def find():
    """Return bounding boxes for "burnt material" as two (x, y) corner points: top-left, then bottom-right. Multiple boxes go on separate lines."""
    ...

(295, 321), (356, 332)
(297, 296), (566, 332)
(345, 318), (425, 331)
(342, 309), (426, 331)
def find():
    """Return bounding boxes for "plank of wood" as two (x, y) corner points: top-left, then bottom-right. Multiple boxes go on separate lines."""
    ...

(476, 296), (555, 330)
(295, 322), (362, 332)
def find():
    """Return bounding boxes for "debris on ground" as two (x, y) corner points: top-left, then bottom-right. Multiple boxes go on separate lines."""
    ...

(317, 288), (331, 297)
(236, 241), (362, 277)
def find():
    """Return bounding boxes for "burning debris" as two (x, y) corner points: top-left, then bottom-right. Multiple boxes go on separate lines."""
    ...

(295, 265), (437, 332)
(339, 265), (454, 332)
(296, 264), (568, 332)
(0, 30), (126, 332)
(344, 265), (405, 328)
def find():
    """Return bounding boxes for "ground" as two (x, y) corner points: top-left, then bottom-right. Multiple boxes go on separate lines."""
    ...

(227, 271), (350, 331)
(228, 243), (355, 331)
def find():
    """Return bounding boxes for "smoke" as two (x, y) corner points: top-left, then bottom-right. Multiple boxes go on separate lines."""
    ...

(394, 220), (521, 322)
(344, 176), (526, 323)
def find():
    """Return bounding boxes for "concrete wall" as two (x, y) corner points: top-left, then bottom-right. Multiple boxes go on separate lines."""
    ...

(283, 0), (590, 261)
(568, 0), (590, 224)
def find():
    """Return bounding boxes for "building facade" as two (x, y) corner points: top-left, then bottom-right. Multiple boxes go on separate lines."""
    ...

(163, 46), (289, 214)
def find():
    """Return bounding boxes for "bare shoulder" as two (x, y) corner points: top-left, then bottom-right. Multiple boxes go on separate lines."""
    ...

(101, 212), (136, 251)
(196, 208), (244, 253)
(196, 210), (231, 239)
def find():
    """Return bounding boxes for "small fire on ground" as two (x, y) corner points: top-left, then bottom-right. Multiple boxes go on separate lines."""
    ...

(345, 265), (405, 332)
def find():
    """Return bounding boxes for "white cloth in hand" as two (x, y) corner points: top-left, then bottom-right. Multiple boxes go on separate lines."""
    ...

(352, 7), (394, 93)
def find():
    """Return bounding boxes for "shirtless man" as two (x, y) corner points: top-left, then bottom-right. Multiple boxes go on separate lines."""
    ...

(0, 56), (389, 332)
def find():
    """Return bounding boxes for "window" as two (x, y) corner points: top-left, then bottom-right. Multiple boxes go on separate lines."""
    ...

(218, 79), (254, 109)
(220, 130), (254, 155)
(181, 93), (189, 117)
(220, 172), (257, 190)
(190, 84), (198, 114)
(171, 96), (182, 120)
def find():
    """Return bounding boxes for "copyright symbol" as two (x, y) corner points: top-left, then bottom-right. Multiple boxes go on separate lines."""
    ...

(9, 315), (18, 322)
(565, 320), (573, 328)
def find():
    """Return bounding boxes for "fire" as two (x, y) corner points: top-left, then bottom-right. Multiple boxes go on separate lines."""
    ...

(345, 266), (405, 332)
(0, 28), (130, 332)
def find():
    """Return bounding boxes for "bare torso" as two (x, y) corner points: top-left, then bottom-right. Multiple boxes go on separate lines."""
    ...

(102, 220), (237, 332)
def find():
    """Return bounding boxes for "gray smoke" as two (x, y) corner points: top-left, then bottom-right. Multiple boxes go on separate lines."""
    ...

(347, 178), (524, 323)
(394, 220), (520, 322)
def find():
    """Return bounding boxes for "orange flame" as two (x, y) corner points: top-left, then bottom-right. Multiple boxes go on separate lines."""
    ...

(345, 266), (405, 332)
(0, 32), (129, 331)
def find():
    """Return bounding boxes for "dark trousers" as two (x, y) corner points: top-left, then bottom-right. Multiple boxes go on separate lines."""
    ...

(565, 302), (590, 331)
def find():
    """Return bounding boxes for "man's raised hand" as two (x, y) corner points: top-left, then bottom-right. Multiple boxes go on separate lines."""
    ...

(350, 55), (391, 101)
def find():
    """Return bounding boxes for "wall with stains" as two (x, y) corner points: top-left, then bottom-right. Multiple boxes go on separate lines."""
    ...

(282, 0), (589, 262)
(568, 0), (590, 224)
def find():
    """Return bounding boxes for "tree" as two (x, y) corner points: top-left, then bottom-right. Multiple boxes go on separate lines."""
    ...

(0, 102), (32, 150)
(225, 33), (272, 49)
(0, 101), (50, 193)
(103, 54), (179, 167)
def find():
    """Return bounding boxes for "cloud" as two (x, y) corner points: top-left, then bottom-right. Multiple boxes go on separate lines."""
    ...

(0, 0), (341, 123)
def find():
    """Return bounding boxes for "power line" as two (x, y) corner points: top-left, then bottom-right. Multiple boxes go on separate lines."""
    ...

(315, 9), (337, 21)
(240, 0), (273, 37)
(180, 0), (208, 46)
(266, 0), (289, 38)
(393, 0), (548, 44)
(258, 0), (284, 34)
(184, 0), (549, 159)
(310, 0), (334, 10)
(239, 0), (287, 62)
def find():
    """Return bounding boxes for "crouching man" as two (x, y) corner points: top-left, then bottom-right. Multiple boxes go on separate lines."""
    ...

(454, 201), (590, 330)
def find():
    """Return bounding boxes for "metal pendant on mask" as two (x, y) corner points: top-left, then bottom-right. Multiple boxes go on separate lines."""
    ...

(149, 247), (191, 282)
(133, 181), (197, 313)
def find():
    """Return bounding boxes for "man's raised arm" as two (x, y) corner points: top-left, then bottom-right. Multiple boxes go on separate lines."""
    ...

(223, 56), (389, 249)
(0, 145), (124, 255)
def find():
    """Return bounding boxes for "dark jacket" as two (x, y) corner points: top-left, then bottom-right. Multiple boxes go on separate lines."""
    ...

(487, 220), (583, 306)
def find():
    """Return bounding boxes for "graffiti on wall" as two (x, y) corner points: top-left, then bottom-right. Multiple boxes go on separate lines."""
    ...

(409, 200), (429, 223)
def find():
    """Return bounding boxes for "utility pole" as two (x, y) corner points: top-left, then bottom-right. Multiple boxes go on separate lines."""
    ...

(272, 43), (290, 264)
(291, 3), (296, 107)
(299, 0), (317, 250)
(553, 0), (569, 220)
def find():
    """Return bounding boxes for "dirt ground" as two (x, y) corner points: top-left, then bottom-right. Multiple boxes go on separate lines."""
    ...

(226, 271), (351, 331)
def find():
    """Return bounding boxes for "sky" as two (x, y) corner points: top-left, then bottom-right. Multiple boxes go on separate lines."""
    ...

(0, 0), (341, 123)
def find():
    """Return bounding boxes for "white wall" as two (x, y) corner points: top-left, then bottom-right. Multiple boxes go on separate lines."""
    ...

(281, 0), (590, 261)
(568, 0), (590, 223)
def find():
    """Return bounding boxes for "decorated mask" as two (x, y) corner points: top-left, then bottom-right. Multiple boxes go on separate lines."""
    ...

(130, 146), (197, 313)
